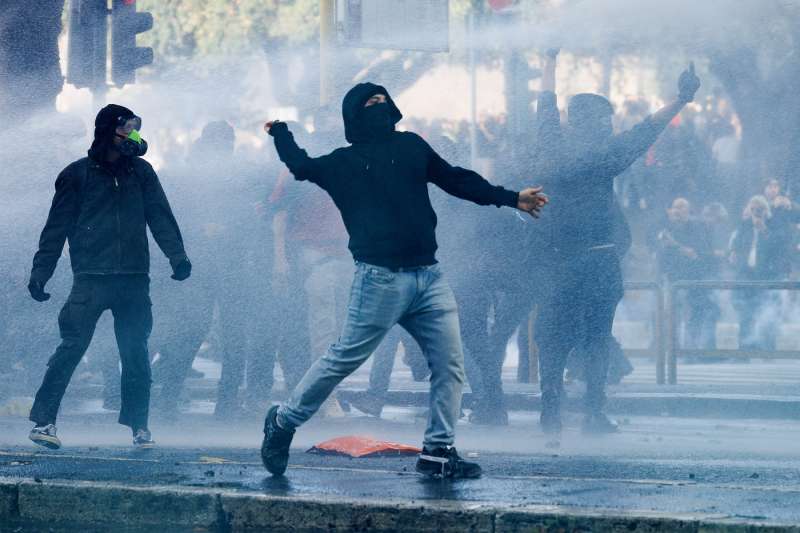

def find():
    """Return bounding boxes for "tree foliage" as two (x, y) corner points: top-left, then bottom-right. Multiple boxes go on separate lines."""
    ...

(136, 0), (318, 64)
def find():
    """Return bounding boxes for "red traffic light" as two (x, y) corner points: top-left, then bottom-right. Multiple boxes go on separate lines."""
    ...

(123, 0), (135, 4)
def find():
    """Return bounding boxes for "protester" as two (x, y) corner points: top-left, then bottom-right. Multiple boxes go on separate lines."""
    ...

(729, 195), (786, 351)
(531, 49), (700, 436)
(658, 197), (719, 350)
(27, 104), (191, 449)
(260, 82), (547, 479)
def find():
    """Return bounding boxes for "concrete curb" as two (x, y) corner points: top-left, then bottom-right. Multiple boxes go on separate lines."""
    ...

(1, 476), (798, 532)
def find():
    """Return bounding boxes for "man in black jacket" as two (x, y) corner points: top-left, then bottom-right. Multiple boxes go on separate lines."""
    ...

(27, 104), (191, 449)
(532, 50), (700, 436)
(261, 83), (547, 479)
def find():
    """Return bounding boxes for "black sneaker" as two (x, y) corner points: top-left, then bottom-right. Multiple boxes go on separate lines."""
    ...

(582, 412), (619, 434)
(540, 408), (562, 435)
(29, 424), (61, 449)
(261, 405), (294, 476)
(133, 429), (155, 449)
(415, 446), (482, 479)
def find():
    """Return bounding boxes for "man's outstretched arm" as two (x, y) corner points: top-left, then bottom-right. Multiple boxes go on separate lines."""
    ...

(265, 121), (328, 184)
(607, 63), (701, 174)
(423, 137), (548, 218)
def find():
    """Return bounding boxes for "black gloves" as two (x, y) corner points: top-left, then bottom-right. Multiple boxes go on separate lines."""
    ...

(28, 279), (51, 302)
(678, 62), (701, 103)
(171, 258), (192, 281)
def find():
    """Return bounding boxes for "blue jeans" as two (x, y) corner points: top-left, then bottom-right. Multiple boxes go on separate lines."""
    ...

(277, 261), (464, 448)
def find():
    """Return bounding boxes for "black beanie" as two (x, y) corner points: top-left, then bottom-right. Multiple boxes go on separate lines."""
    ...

(88, 104), (137, 161)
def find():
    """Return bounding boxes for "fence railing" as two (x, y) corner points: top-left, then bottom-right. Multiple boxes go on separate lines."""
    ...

(522, 280), (800, 386)
(665, 280), (800, 384)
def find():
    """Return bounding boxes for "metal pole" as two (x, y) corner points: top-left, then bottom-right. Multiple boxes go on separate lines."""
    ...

(655, 283), (665, 385)
(665, 281), (677, 385)
(319, 0), (335, 106)
(528, 306), (539, 384)
(468, 12), (477, 169)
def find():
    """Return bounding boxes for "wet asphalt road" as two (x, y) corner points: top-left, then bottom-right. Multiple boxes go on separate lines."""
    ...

(2, 412), (800, 526)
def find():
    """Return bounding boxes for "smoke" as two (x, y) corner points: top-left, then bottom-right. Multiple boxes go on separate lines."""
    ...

(470, 0), (796, 55)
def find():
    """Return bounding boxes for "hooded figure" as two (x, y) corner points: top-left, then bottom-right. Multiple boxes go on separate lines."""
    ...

(260, 83), (546, 479)
(89, 104), (148, 162)
(26, 104), (190, 451)
(530, 51), (700, 437)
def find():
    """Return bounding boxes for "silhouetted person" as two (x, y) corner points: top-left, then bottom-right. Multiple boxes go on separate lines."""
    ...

(729, 195), (787, 351)
(532, 50), (700, 436)
(27, 104), (191, 449)
(658, 197), (719, 350)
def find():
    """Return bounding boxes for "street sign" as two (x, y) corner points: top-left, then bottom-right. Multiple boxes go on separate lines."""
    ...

(337, 0), (449, 52)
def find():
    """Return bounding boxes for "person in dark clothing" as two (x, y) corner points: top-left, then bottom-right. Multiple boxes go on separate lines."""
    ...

(150, 121), (279, 420)
(565, 200), (635, 384)
(729, 195), (788, 351)
(26, 104), (191, 450)
(658, 197), (719, 350)
(260, 83), (547, 479)
(532, 49), (700, 436)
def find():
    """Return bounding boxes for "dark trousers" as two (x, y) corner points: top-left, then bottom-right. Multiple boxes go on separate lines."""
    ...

(536, 249), (623, 416)
(457, 279), (535, 415)
(29, 274), (153, 429)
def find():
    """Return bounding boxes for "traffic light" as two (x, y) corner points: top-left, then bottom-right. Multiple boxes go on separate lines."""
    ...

(111, 0), (153, 86)
(66, 0), (108, 89)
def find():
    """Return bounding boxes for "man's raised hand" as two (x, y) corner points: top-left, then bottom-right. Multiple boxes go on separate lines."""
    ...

(517, 186), (549, 218)
(678, 62), (701, 103)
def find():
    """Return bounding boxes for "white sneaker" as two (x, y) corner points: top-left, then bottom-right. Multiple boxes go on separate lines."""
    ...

(29, 424), (61, 449)
(133, 428), (155, 449)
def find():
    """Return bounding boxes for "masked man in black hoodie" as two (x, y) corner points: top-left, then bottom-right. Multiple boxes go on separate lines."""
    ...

(532, 50), (700, 437)
(261, 83), (547, 478)
(26, 104), (191, 450)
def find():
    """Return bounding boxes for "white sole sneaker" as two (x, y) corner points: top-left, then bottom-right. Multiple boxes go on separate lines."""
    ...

(29, 432), (61, 450)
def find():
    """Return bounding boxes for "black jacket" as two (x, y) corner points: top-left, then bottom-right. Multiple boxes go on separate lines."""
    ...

(658, 219), (715, 281)
(270, 83), (519, 269)
(31, 156), (187, 284)
(533, 91), (671, 256)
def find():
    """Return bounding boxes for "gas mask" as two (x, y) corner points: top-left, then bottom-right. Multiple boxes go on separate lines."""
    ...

(115, 115), (148, 157)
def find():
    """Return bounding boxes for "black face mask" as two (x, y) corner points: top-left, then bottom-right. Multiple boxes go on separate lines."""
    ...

(116, 134), (148, 157)
(360, 102), (394, 140)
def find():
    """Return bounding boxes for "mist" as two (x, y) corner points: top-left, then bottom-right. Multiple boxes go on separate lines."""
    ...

(2, 0), (800, 464)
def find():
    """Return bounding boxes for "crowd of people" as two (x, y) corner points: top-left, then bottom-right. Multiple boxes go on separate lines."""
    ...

(2, 53), (797, 476)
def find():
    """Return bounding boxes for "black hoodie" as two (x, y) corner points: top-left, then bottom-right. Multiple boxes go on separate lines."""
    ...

(30, 105), (187, 284)
(270, 83), (519, 269)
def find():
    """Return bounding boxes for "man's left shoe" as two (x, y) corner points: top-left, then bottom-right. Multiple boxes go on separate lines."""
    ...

(415, 446), (482, 479)
(582, 413), (619, 434)
(133, 429), (155, 449)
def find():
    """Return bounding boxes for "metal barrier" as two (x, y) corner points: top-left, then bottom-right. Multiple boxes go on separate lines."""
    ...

(666, 280), (800, 384)
(529, 280), (799, 386)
